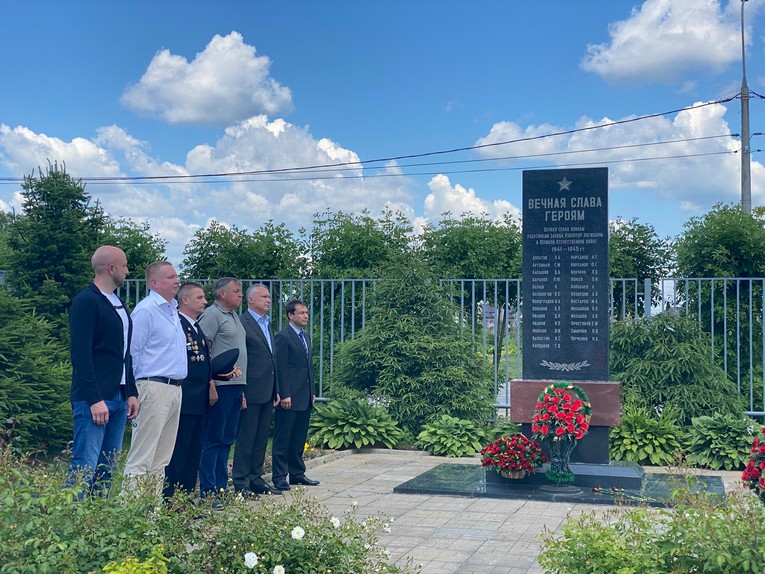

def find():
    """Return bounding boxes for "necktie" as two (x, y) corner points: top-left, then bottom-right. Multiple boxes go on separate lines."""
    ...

(298, 331), (309, 356)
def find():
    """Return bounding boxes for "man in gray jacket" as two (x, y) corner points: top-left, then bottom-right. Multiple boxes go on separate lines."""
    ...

(198, 277), (246, 500)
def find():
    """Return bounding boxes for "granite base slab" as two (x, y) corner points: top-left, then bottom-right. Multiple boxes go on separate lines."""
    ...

(393, 463), (725, 507)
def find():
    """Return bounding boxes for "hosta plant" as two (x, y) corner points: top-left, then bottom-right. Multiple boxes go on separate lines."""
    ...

(309, 397), (406, 449)
(416, 414), (488, 457)
(610, 402), (685, 466)
(486, 419), (522, 442)
(686, 412), (757, 470)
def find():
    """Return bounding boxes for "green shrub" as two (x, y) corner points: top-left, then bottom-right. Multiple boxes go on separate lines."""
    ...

(0, 446), (413, 574)
(610, 313), (747, 424)
(309, 397), (406, 449)
(540, 488), (765, 573)
(610, 402), (685, 466)
(685, 412), (757, 470)
(102, 547), (168, 574)
(331, 261), (495, 435)
(183, 490), (402, 574)
(416, 415), (487, 457)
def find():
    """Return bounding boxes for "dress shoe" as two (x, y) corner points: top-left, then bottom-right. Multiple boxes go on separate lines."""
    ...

(272, 480), (291, 492)
(249, 484), (278, 496)
(289, 475), (320, 486)
(235, 488), (259, 500)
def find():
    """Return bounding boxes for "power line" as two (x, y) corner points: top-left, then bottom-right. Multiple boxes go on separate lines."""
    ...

(0, 98), (740, 186)
(66, 149), (739, 186)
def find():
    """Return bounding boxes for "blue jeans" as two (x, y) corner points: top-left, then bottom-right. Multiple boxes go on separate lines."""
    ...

(65, 391), (127, 497)
(199, 385), (243, 496)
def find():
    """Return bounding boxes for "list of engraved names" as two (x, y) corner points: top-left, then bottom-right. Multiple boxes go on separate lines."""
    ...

(526, 226), (603, 350)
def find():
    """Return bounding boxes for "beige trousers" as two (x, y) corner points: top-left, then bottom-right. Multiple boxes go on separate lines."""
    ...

(122, 379), (182, 496)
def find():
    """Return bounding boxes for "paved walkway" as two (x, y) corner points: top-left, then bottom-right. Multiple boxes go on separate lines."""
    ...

(275, 450), (741, 574)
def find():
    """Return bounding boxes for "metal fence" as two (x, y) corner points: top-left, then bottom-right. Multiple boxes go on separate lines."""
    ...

(118, 276), (765, 418)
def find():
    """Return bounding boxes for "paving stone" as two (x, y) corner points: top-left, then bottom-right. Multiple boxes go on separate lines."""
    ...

(300, 449), (738, 574)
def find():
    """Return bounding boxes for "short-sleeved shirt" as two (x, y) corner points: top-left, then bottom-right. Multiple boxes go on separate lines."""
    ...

(198, 301), (247, 386)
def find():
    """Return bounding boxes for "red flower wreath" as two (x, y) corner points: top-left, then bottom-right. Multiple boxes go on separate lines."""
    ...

(531, 381), (592, 442)
(742, 427), (765, 502)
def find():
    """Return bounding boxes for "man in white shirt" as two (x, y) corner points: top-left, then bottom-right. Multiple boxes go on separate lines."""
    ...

(122, 261), (187, 496)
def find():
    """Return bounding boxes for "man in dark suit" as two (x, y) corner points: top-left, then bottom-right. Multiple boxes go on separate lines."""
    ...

(272, 299), (319, 491)
(164, 282), (214, 499)
(232, 284), (280, 496)
(66, 245), (139, 496)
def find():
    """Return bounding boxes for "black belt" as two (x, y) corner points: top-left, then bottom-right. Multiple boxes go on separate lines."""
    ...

(144, 376), (183, 386)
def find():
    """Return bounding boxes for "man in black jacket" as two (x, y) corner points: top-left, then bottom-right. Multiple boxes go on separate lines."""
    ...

(164, 282), (214, 499)
(66, 246), (139, 496)
(232, 284), (280, 496)
(271, 299), (319, 491)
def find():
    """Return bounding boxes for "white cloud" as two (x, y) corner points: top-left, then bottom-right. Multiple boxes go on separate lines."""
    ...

(0, 117), (420, 265)
(581, 0), (750, 85)
(121, 31), (293, 125)
(474, 121), (566, 160)
(423, 174), (521, 222)
(0, 124), (121, 177)
(474, 101), (763, 213)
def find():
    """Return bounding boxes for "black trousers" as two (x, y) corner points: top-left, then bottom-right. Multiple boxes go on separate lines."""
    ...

(232, 400), (273, 490)
(164, 412), (206, 498)
(271, 407), (311, 482)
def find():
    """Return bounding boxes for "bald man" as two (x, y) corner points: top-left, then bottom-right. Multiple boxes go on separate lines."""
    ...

(66, 246), (139, 497)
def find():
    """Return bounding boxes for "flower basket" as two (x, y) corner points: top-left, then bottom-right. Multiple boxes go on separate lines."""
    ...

(500, 470), (527, 479)
(531, 381), (591, 485)
(480, 434), (547, 477)
(742, 426), (765, 504)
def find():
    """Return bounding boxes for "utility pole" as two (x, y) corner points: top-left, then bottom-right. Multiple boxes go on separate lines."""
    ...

(741, 0), (752, 214)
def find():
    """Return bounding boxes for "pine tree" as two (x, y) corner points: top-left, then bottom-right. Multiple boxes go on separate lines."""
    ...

(7, 162), (105, 321)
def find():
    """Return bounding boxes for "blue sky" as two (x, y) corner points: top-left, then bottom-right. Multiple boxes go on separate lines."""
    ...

(1, 0), (764, 264)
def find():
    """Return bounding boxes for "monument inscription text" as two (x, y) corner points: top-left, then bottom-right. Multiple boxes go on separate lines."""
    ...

(522, 168), (609, 381)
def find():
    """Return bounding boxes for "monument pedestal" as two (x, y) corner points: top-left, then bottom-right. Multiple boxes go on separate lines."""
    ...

(509, 379), (636, 480)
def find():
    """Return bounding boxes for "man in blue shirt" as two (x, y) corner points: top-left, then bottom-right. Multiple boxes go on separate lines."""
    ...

(122, 261), (187, 497)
